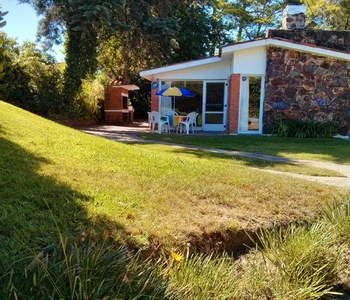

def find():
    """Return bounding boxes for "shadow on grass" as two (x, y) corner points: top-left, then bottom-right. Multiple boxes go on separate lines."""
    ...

(138, 133), (350, 165)
(0, 137), (127, 258)
(129, 142), (312, 169)
(0, 135), (176, 300)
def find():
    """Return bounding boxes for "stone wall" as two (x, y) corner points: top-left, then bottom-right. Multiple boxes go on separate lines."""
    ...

(267, 30), (350, 53)
(263, 46), (350, 134)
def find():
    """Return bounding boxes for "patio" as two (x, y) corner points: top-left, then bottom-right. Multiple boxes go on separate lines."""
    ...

(76, 121), (229, 143)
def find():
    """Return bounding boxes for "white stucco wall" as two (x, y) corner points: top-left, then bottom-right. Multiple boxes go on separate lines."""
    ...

(154, 59), (231, 81)
(232, 46), (266, 75)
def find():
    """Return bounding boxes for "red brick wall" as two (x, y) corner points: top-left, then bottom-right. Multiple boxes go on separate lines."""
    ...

(105, 112), (123, 125)
(151, 80), (159, 112)
(105, 86), (126, 110)
(227, 74), (240, 133)
(104, 86), (128, 125)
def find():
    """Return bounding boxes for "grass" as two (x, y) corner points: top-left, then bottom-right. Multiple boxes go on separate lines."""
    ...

(138, 132), (350, 164)
(166, 252), (240, 299)
(1, 232), (176, 299)
(3, 199), (349, 299)
(1, 101), (350, 298)
(165, 198), (350, 299)
(0, 100), (348, 255)
(138, 144), (345, 177)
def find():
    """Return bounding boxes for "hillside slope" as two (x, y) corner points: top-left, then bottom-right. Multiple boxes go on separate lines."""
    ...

(0, 101), (344, 254)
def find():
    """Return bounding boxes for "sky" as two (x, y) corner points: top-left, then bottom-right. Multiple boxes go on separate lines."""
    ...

(1, 0), (64, 62)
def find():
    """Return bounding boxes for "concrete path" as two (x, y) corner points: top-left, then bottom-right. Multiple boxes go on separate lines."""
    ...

(78, 123), (350, 189)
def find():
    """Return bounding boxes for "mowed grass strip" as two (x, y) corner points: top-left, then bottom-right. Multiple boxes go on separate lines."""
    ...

(139, 132), (350, 164)
(137, 144), (345, 177)
(0, 101), (347, 253)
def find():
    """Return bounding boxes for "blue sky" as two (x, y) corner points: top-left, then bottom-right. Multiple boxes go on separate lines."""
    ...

(1, 0), (64, 62)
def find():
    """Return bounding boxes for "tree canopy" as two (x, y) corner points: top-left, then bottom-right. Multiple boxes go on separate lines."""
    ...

(3, 0), (350, 119)
(16, 0), (303, 89)
(0, 10), (8, 89)
(221, 0), (284, 42)
(301, 0), (350, 30)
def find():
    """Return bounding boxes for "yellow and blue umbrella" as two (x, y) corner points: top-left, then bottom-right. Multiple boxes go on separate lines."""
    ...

(156, 87), (194, 110)
(156, 86), (194, 97)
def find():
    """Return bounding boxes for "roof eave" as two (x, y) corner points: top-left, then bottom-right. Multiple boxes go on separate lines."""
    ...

(140, 37), (350, 81)
(220, 38), (350, 61)
(140, 56), (222, 81)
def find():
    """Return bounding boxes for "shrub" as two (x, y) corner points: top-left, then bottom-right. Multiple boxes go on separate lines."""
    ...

(322, 199), (350, 291)
(166, 252), (239, 299)
(250, 223), (342, 299)
(67, 77), (105, 121)
(0, 232), (177, 300)
(273, 119), (338, 138)
(323, 199), (350, 244)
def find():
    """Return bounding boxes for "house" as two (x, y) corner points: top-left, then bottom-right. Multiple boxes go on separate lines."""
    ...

(140, 6), (350, 135)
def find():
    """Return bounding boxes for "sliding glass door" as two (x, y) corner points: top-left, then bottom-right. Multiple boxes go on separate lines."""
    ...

(202, 81), (227, 131)
(239, 76), (264, 134)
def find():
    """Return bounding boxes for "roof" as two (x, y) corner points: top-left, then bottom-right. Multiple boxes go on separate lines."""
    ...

(139, 56), (221, 81)
(220, 37), (350, 60)
(140, 37), (350, 81)
(110, 84), (140, 91)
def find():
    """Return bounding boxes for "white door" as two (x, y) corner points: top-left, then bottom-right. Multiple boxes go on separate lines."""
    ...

(202, 81), (227, 131)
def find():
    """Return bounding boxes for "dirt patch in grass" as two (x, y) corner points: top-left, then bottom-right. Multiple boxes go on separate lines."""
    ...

(187, 229), (259, 256)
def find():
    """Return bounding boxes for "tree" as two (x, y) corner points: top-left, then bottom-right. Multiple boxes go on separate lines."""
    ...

(170, 0), (233, 61)
(20, 0), (124, 104)
(222, 0), (285, 42)
(18, 0), (235, 119)
(98, 0), (178, 82)
(97, 0), (235, 117)
(0, 9), (8, 89)
(169, 2), (210, 62)
(18, 41), (63, 115)
(207, 0), (234, 55)
(301, 0), (350, 30)
(0, 36), (34, 109)
(0, 35), (64, 115)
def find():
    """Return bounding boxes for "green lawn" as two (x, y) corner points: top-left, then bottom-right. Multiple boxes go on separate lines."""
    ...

(0, 101), (348, 255)
(1, 101), (350, 299)
(139, 132), (350, 164)
(138, 144), (345, 177)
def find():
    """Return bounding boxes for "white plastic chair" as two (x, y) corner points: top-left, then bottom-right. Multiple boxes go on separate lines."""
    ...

(192, 112), (199, 131)
(147, 111), (159, 132)
(177, 112), (197, 134)
(163, 110), (178, 132)
(158, 114), (170, 134)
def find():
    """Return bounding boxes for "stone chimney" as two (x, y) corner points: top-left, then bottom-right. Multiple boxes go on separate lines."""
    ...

(281, 5), (306, 30)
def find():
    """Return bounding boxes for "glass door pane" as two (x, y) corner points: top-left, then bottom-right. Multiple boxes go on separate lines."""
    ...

(159, 81), (171, 113)
(248, 77), (261, 131)
(203, 82), (226, 131)
(239, 76), (262, 133)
